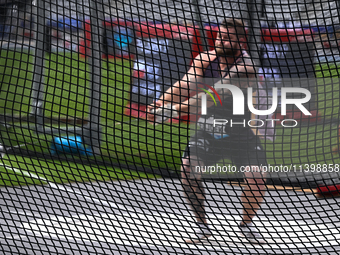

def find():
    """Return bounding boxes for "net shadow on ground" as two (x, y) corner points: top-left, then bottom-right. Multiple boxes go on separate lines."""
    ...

(1, 178), (340, 255)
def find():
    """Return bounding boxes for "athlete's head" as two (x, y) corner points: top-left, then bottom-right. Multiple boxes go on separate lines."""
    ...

(215, 18), (247, 57)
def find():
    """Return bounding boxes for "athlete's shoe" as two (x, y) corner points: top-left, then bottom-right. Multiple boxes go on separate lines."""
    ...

(238, 223), (266, 244)
(185, 222), (212, 244)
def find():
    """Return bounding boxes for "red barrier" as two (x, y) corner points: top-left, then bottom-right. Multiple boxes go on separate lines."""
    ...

(133, 22), (202, 61)
(80, 20), (203, 61)
(261, 28), (313, 42)
(203, 26), (314, 48)
(79, 20), (91, 58)
(262, 28), (313, 42)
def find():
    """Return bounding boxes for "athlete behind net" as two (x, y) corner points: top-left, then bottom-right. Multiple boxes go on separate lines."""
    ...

(147, 18), (267, 244)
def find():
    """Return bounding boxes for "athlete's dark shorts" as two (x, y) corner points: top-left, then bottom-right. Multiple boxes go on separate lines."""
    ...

(183, 130), (267, 168)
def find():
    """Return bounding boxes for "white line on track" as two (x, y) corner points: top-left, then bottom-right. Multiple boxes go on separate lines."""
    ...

(1, 235), (22, 240)
(5, 210), (34, 217)
(11, 142), (31, 149)
(0, 163), (119, 209)
(0, 141), (38, 158)
(3, 140), (41, 152)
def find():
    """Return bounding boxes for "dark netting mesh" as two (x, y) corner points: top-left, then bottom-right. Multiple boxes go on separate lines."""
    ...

(1, 0), (340, 254)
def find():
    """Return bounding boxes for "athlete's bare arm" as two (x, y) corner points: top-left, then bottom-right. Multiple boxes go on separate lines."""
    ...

(147, 51), (216, 109)
(178, 61), (256, 116)
(147, 50), (216, 121)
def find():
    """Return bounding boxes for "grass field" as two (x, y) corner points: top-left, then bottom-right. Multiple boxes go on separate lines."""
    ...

(315, 63), (340, 119)
(0, 50), (339, 187)
(0, 50), (131, 121)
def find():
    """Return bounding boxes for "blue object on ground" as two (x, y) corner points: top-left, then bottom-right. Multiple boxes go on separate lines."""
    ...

(50, 136), (93, 156)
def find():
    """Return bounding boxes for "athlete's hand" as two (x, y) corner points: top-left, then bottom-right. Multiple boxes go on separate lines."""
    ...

(147, 102), (179, 125)
(147, 100), (162, 123)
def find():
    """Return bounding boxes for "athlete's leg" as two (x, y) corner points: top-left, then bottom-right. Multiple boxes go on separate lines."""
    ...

(232, 134), (268, 244)
(181, 155), (207, 225)
(241, 166), (267, 224)
(181, 131), (221, 243)
(182, 154), (213, 243)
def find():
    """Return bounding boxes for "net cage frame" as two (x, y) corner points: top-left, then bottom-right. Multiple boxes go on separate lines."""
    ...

(0, 0), (340, 254)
